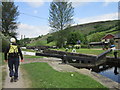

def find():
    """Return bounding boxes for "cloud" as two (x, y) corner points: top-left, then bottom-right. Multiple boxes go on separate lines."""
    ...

(74, 12), (118, 25)
(14, 0), (48, 2)
(72, 2), (88, 7)
(27, 2), (44, 8)
(33, 10), (38, 14)
(103, 0), (119, 6)
(17, 23), (50, 39)
(70, 0), (119, 7)
(14, 0), (45, 8)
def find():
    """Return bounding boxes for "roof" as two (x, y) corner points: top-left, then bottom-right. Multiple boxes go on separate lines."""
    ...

(89, 42), (103, 45)
(102, 34), (115, 39)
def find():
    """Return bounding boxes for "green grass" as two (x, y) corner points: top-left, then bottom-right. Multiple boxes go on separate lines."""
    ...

(0, 53), (5, 66)
(24, 55), (43, 58)
(75, 49), (105, 55)
(22, 49), (36, 52)
(0, 52), (6, 87)
(53, 48), (106, 55)
(21, 62), (107, 88)
(0, 52), (2, 66)
(2, 66), (7, 85)
(53, 48), (120, 57)
(27, 34), (50, 46)
(46, 41), (56, 46)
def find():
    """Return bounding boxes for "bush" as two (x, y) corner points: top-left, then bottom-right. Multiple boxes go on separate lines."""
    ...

(0, 32), (10, 52)
(47, 36), (54, 43)
(87, 32), (106, 42)
(81, 44), (88, 48)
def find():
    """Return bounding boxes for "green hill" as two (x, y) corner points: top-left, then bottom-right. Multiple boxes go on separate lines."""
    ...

(69, 20), (118, 35)
(26, 20), (119, 46)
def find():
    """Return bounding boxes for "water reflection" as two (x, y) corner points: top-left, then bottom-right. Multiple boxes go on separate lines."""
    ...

(114, 66), (119, 75)
(92, 65), (120, 83)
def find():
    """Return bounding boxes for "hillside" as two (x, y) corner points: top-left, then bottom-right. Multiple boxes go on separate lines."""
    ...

(26, 20), (119, 46)
(68, 20), (118, 35)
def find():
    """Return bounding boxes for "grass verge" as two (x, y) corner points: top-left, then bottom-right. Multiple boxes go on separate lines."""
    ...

(0, 53), (5, 66)
(53, 48), (106, 55)
(21, 62), (107, 88)
(2, 66), (7, 86)
(22, 49), (36, 52)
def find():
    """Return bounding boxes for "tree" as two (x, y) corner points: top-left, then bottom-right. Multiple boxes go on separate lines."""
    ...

(18, 38), (31, 47)
(67, 32), (78, 45)
(87, 32), (106, 42)
(0, 2), (2, 31)
(49, 0), (74, 47)
(47, 36), (54, 43)
(67, 32), (86, 45)
(2, 2), (19, 37)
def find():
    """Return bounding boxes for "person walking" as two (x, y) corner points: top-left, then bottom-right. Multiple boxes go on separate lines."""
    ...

(110, 44), (118, 58)
(4, 38), (24, 82)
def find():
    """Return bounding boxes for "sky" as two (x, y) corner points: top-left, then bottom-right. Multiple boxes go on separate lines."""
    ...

(13, 0), (119, 39)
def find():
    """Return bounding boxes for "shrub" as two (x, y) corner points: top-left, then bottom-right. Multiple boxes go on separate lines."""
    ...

(0, 32), (10, 52)
(81, 44), (88, 48)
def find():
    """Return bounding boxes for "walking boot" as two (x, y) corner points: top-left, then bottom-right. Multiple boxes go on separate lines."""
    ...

(10, 76), (14, 82)
(14, 77), (18, 82)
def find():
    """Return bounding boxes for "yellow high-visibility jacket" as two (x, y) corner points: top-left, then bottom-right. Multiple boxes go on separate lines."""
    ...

(8, 45), (18, 53)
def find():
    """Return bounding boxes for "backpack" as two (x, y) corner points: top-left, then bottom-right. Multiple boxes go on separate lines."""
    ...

(8, 45), (19, 56)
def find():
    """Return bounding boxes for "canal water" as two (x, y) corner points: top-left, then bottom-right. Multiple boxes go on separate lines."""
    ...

(92, 65), (120, 83)
(98, 67), (120, 83)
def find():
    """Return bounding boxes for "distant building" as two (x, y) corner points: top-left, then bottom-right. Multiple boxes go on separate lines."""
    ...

(89, 42), (103, 46)
(89, 33), (120, 49)
(102, 34), (115, 43)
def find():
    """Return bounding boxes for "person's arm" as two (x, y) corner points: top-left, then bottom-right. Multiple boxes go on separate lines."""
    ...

(4, 45), (10, 62)
(18, 46), (23, 60)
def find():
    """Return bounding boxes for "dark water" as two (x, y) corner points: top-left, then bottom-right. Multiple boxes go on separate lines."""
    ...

(92, 65), (120, 83)
(98, 67), (120, 83)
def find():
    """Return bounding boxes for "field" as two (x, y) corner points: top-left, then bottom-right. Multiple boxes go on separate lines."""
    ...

(21, 62), (107, 88)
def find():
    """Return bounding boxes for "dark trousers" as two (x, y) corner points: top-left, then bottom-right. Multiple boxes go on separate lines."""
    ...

(8, 57), (19, 78)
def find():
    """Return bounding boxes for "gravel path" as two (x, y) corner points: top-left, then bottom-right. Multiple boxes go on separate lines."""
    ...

(3, 65), (30, 89)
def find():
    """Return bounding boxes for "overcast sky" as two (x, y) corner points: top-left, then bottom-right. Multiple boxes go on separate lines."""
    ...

(14, 0), (119, 39)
